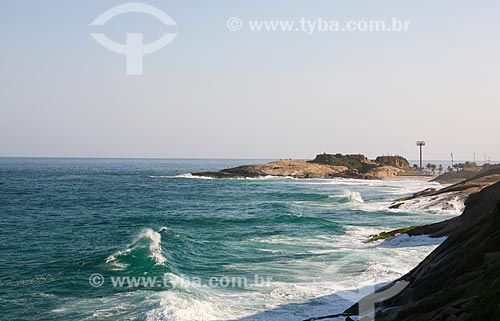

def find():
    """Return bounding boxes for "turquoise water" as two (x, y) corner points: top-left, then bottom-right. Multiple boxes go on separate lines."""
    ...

(0, 158), (458, 321)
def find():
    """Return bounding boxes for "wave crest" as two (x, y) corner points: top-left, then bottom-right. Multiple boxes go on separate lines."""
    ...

(105, 228), (167, 270)
(329, 190), (364, 203)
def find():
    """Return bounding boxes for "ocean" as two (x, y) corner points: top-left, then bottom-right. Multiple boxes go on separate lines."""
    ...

(0, 158), (461, 321)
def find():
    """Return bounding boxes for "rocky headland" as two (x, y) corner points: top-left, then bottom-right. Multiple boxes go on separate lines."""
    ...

(431, 166), (484, 185)
(192, 154), (409, 179)
(347, 181), (500, 321)
(389, 164), (500, 212)
(306, 165), (500, 321)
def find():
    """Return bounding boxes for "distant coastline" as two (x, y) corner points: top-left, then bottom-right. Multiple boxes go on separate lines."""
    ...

(192, 153), (428, 180)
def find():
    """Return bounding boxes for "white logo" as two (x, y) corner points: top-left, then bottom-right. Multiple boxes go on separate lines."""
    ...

(90, 2), (177, 75)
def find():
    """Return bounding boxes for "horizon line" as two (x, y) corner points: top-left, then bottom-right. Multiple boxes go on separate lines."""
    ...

(0, 156), (490, 162)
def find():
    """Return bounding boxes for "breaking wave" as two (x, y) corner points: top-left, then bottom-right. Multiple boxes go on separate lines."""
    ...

(105, 228), (167, 270)
(329, 190), (364, 203)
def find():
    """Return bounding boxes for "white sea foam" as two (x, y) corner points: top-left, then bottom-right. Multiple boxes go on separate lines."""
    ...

(149, 228), (446, 321)
(350, 191), (364, 203)
(378, 234), (447, 248)
(350, 192), (465, 215)
(105, 248), (133, 270)
(140, 228), (167, 266)
(158, 226), (168, 233)
(105, 228), (166, 269)
(308, 249), (338, 254)
(343, 190), (364, 203)
(146, 292), (225, 321)
(238, 175), (296, 180)
(257, 248), (283, 253)
(327, 190), (364, 204)
(355, 201), (392, 212)
(143, 281), (356, 321)
(148, 173), (214, 179)
(298, 177), (442, 188)
(296, 178), (457, 214)
(388, 192), (467, 215)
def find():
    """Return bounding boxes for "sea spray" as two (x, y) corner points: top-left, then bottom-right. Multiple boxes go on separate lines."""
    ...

(329, 190), (364, 203)
(105, 228), (166, 270)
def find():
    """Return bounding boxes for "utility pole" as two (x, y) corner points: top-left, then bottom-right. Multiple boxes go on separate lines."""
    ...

(416, 141), (426, 170)
(451, 153), (454, 168)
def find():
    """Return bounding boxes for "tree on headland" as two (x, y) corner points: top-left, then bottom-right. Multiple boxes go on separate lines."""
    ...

(453, 163), (467, 171)
(423, 163), (440, 174)
(464, 161), (477, 168)
(438, 164), (444, 174)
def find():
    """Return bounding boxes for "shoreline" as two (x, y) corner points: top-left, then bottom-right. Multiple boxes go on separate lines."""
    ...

(306, 165), (500, 321)
(384, 175), (436, 181)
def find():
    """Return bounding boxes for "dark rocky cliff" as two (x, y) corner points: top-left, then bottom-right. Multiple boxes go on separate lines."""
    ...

(347, 182), (500, 321)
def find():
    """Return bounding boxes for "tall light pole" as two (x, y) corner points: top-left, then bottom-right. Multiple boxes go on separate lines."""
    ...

(416, 141), (426, 170)
(451, 153), (454, 167)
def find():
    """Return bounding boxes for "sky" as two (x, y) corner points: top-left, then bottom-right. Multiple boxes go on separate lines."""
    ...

(1, 1), (499, 161)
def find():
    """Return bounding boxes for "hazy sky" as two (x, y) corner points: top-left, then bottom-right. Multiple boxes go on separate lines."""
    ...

(1, 1), (499, 161)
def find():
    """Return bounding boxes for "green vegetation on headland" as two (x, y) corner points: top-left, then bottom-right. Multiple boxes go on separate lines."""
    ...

(414, 161), (480, 175)
(310, 153), (370, 170)
(375, 155), (410, 168)
(311, 153), (410, 171)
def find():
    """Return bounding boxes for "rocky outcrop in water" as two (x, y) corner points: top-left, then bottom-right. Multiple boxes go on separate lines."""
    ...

(192, 154), (408, 179)
(192, 160), (349, 179)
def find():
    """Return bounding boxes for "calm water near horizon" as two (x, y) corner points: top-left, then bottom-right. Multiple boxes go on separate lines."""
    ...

(0, 158), (461, 320)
